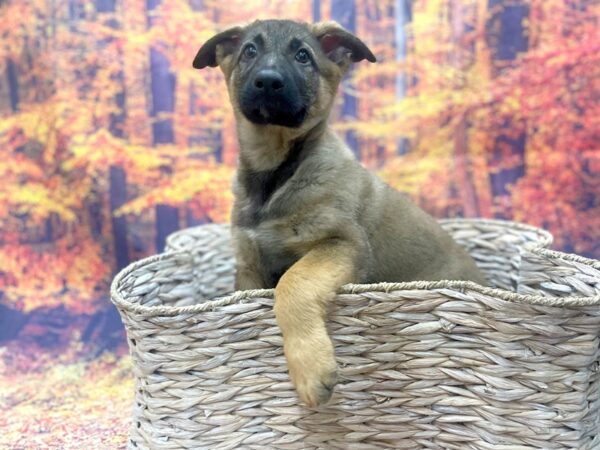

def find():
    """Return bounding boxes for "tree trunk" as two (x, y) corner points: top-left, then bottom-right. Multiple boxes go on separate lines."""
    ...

(96, 0), (132, 346)
(110, 165), (130, 270)
(155, 204), (180, 252)
(487, 0), (529, 217)
(6, 58), (19, 112)
(450, 0), (480, 217)
(0, 302), (28, 343)
(122, 0), (152, 144)
(0, 60), (11, 113)
(147, 0), (180, 251)
(91, 0), (127, 266)
(395, 0), (411, 155)
(88, 167), (128, 353)
(95, 0), (116, 12)
(313, 0), (321, 22)
(330, 0), (359, 158)
(149, 47), (175, 144)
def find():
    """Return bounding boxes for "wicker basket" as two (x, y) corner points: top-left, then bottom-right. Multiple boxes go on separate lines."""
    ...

(111, 219), (600, 450)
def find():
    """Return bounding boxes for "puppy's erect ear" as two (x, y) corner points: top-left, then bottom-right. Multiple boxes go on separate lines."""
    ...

(311, 21), (376, 66)
(193, 27), (243, 69)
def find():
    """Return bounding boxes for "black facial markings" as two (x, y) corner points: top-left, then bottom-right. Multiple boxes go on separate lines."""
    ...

(289, 37), (302, 52)
(237, 140), (308, 227)
(235, 21), (319, 127)
(253, 34), (265, 48)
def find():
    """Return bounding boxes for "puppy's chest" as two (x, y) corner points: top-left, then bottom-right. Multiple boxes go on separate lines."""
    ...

(235, 146), (307, 228)
(235, 197), (299, 288)
(237, 170), (293, 227)
(234, 156), (312, 286)
(234, 167), (301, 254)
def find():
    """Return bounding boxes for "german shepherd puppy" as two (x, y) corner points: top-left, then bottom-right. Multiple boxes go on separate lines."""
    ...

(193, 19), (486, 407)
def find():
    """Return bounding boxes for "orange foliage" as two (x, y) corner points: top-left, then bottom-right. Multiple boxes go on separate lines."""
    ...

(0, 230), (110, 313)
(352, 0), (600, 255)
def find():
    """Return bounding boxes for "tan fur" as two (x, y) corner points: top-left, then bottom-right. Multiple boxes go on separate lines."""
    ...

(274, 241), (356, 407)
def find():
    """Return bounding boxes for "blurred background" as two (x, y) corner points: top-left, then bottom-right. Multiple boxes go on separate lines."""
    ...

(1, 0), (599, 447)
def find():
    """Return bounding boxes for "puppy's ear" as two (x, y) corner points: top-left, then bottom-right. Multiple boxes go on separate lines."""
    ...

(311, 21), (376, 66)
(193, 26), (243, 69)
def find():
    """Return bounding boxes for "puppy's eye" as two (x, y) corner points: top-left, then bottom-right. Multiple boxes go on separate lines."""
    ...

(243, 44), (257, 59)
(295, 49), (310, 64)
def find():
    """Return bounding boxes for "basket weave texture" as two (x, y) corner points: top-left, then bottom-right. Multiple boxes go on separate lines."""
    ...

(111, 219), (600, 450)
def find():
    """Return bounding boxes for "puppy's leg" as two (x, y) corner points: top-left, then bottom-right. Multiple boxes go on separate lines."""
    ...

(235, 265), (265, 291)
(234, 231), (265, 290)
(274, 240), (355, 407)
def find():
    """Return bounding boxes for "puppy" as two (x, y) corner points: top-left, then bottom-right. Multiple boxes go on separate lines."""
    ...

(193, 19), (487, 407)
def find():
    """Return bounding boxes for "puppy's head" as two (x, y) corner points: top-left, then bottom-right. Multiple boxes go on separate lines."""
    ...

(193, 20), (376, 129)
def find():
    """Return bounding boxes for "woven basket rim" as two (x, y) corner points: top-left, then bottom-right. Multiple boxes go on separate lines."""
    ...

(165, 217), (554, 250)
(110, 219), (600, 316)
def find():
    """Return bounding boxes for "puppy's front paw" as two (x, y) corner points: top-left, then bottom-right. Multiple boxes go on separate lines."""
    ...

(284, 329), (338, 407)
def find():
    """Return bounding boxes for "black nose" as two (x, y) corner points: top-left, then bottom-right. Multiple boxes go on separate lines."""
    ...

(254, 70), (284, 93)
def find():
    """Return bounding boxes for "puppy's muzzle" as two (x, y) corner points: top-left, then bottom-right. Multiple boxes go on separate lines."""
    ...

(253, 69), (285, 94)
(240, 68), (307, 128)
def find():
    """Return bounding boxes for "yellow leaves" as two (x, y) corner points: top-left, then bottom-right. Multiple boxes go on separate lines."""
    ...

(399, 91), (453, 120)
(1, 108), (51, 144)
(352, 60), (402, 85)
(378, 150), (456, 216)
(64, 129), (167, 177)
(126, 31), (151, 48)
(380, 137), (453, 191)
(116, 160), (235, 223)
(0, 183), (77, 222)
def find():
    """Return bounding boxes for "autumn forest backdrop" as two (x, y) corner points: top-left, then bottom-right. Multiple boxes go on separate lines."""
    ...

(1, 0), (599, 448)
